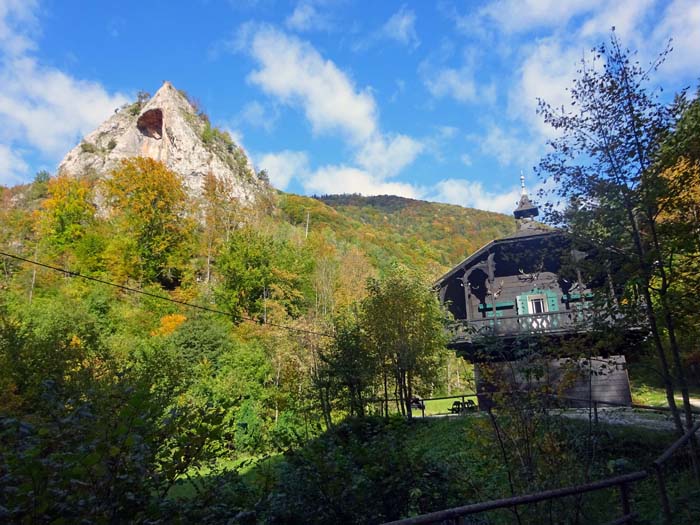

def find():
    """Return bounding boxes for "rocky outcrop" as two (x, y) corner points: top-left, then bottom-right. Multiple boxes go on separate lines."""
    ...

(58, 81), (265, 201)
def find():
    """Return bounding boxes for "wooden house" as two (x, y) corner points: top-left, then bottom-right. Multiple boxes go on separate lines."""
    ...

(434, 177), (633, 406)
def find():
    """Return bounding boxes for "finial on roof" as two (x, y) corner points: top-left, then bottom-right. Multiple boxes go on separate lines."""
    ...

(514, 172), (539, 222)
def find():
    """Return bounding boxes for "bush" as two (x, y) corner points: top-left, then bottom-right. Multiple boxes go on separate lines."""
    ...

(80, 141), (99, 154)
(265, 417), (469, 524)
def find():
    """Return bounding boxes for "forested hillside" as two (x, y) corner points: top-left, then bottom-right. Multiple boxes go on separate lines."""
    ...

(313, 194), (515, 270)
(280, 193), (514, 275)
(0, 156), (485, 522)
(2, 36), (700, 522)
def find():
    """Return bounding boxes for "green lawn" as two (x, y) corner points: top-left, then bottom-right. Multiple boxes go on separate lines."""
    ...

(420, 395), (479, 415)
(627, 359), (700, 407)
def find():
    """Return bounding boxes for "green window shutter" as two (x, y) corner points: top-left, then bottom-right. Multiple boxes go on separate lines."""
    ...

(516, 294), (528, 315)
(545, 290), (559, 312)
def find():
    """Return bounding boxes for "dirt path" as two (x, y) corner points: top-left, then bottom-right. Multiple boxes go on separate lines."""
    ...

(555, 407), (678, 432)
(676, 396), (700, 408)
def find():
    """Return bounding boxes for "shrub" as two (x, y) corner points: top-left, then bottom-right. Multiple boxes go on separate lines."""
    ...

(80, 141), (99, 154)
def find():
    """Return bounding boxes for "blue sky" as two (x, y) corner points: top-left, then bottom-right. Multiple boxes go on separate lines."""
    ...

(1, 0), (699, 213)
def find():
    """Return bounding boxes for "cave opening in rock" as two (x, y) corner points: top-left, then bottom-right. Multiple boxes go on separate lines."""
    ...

(137, 108), (163, 139)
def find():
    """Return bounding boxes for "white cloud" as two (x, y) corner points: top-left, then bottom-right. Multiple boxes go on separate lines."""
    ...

(430, 179), (521, 213)
(479, 0), (604, 33)
(509, 38), (580, 139)
(0, 0), (38, 56)
(355, 134), (423, 179)
(578, 0), (654, 44)
(420, 45), (496, 106)
(237, 100), (278, 132)
(651, 0), (700, 77)
(437, 125), (458, 139)
(460, 153), (472, 166)
(0, 143), (29, 186)
(255, 150), (309, 190)
(245, 25), (377, 143)
(424, 66), (478, 104)
(382, 6), (419, 48)
(0, 1), (128, 183)
(285, 1), (332, 32)
(304, 164), (421, 197)
(474, 124), (542, 168)
(0, 57), (128, 157)
(239, 25), (425, 196)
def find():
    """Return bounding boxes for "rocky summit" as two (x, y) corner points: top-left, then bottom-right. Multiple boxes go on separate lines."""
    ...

(57, 81), (265, 201)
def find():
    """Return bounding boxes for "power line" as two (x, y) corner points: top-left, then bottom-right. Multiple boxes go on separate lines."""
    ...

(0, 250), (333, 339)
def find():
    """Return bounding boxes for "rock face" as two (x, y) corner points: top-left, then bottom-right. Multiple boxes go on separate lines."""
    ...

(58, 81), (264, 201)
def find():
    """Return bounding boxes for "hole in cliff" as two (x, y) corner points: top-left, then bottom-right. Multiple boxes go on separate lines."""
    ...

(137, 108), (163, 139)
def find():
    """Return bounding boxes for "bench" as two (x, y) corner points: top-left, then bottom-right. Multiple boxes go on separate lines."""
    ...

(410, 397), (425, 411)
(450, 399), (478, 414)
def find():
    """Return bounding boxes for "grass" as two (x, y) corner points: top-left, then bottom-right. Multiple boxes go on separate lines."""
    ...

(167, 454), (283, 499)
(628, 360), (700, 407)
(423, 396), (464, 415)
(165, 410), (699, 523)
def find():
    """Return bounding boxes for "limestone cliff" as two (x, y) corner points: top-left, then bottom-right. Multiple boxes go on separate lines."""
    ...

(58, 81), (265, 201)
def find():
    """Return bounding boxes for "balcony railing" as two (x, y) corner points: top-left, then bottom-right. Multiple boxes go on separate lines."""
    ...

(449, 310), (590, 342)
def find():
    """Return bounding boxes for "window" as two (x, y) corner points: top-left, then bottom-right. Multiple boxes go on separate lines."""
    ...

(528, 295), (548, 314)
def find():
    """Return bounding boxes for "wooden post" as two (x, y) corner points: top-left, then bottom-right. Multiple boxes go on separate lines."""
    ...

(619, 482), (631, 518)
(594, 401), (599, 426)
(462, 272), (471, 323)
(653, 464), (672, 524)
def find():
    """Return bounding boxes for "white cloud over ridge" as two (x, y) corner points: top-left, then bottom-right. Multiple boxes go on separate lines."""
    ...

(240, 25), (425, 197)
(246, 26), (377, 143)
(305, 165), (421, 198)
(431, 178), (522, 214)
(255, 150), (309, 190)
(0, 1), (128, 185)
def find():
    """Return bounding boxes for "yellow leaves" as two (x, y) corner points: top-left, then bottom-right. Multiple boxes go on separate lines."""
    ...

(102, 157), (193, 282)
(69, 334), (82, 348)
(659, 156), (700, 224)
(151, 313), (187, 336)
(104, 157), (186, 221)
(36, 173), (95, 245)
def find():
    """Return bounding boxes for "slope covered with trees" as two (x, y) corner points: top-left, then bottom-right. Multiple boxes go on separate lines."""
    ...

(311, 193), (515, 271)
(0, 155), (476, 522)
(2, 33), (700, 522)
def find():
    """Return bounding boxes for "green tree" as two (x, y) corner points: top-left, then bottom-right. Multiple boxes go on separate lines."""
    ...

(361, 264), (448, 419)
(215, 226), (310, 321)
(103, 157), (192, 285)
(536, 33), (695, 435)
(37, 173), (95, 252)
(317, 309), (378, 419)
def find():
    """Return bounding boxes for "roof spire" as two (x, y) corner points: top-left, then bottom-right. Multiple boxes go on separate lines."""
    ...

(513, 172), (539, 222)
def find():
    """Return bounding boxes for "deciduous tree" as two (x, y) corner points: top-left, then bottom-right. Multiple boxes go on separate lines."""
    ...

(361, 264), (447, 419)
(536, 32), (695, 435)
(103, 157), (192, 286)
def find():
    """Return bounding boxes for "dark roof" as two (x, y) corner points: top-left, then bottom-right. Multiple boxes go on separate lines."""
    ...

(513, 193), (539, 219)
(433, 228), (560, 287)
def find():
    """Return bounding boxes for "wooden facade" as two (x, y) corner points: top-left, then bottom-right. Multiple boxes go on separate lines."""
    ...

(434, 179), (633, 405)
(435, 228), (597, 358)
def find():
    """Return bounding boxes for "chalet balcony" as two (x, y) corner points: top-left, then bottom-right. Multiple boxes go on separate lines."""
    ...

(449, 310), (591, 343)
